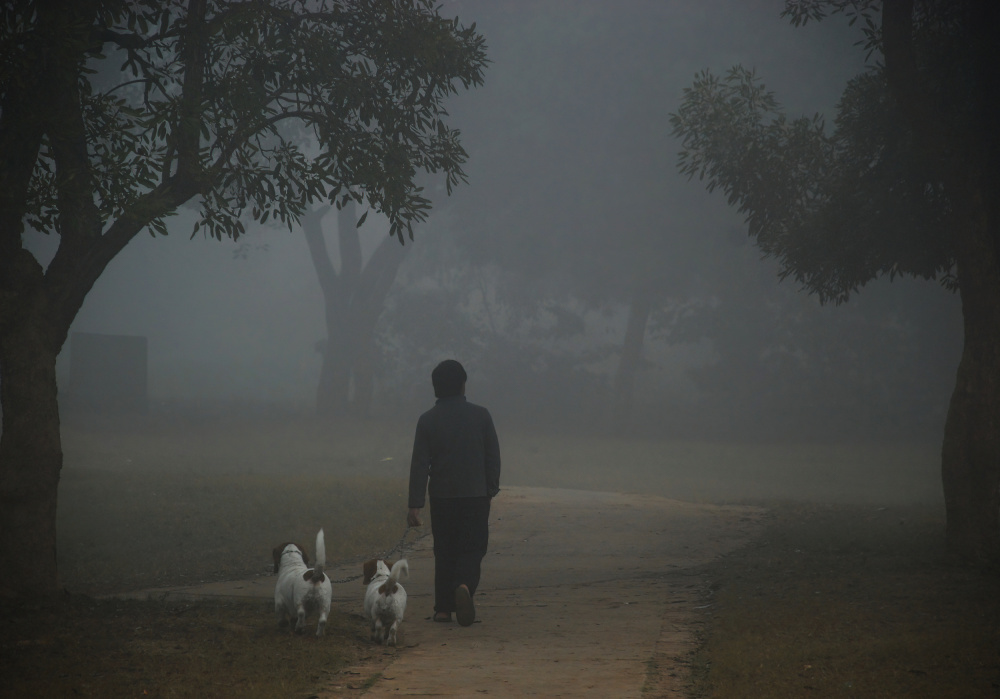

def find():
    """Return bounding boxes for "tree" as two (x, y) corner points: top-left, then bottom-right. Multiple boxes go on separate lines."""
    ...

(434, 2), (780, 432)
(670, 0), (1000, 563)
(0, 0), (487, 598)
(303, 201), (406, 417)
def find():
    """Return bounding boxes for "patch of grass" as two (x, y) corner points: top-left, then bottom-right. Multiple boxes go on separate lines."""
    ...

(59, 413), (414, 479)
(501, 430), (942, 505)
(58, 469), (409, 595)
(687, 503), (1000, 698)
(31, 418), (418, 699)
(61, 413), (943, 505)
(0, 595), (369, 698)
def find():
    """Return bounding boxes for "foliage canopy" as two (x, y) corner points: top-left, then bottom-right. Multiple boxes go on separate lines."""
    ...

(668, 1), (975, 303)
(4, 0), (487, 247)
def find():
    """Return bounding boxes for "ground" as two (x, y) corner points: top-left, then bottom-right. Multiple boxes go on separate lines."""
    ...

(129, 486), (765, 697)
(4, 420), (994, 697)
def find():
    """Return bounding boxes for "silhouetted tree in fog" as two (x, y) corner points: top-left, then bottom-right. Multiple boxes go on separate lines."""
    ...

(0, 0), (487, 598)
(304, 201), (406, 417)
(671, 0), (1000, 563)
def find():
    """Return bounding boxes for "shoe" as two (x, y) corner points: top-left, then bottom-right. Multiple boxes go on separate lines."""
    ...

(455, 585), (475, 627)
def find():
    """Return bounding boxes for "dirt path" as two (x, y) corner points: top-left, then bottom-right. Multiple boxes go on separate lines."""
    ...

(324, 487), (763, 698)
(142, 486), (764, 697)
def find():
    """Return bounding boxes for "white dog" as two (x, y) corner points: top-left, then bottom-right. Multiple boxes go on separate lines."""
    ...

(273, 529), (333, 637)
(362, 558), (409, 646)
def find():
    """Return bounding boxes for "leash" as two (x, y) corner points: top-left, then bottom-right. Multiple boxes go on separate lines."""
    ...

(325, 525), (425, 585)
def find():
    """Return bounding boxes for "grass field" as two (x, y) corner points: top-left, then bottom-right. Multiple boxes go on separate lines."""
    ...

(3, 413), (992, 698)
(687, 502), (1000, 698)
(2, 595), (367, 698)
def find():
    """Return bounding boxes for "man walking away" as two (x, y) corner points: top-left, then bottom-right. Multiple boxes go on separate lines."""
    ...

(407, 360), (501, 626)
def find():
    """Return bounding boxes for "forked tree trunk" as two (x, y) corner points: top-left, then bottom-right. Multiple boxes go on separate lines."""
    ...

(304, 204), (405, 418)
(941, 203), (1000, 564)
(0, 318), (64, 598)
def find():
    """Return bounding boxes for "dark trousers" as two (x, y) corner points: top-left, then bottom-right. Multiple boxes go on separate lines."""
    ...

(429, 496), (491, 613)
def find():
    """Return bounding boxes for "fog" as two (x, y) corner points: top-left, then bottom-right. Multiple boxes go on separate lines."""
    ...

(46, 0), (961, 446)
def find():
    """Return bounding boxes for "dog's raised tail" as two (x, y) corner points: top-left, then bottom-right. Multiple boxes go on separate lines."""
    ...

(389, 558), (408, 584)
(313, 528), (327, 584)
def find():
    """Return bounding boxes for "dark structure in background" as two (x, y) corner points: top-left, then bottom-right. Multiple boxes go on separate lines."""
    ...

(68, 332), (148, 414)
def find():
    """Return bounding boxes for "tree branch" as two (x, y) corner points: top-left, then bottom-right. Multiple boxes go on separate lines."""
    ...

(354, 232), (406, 328)
(207, 110), (317, 182)
(96, 28), (153, 50)
(47, 174), (203, 330)
(302, 205), (342, 303)
(174, 0), (210, 188)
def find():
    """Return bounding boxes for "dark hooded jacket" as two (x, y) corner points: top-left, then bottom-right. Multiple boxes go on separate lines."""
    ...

(408, 396), (501, 508)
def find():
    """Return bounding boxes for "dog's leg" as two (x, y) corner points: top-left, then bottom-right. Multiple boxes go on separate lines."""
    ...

(295, 606), (306, 634)
(374, 618), (384, 644)
(388, 620), (399, 647)
(275, 602), (290, 629)
(316, 610), (328, 637)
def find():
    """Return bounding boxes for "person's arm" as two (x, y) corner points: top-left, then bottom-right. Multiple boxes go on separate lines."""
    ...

(484, 411), (501, 498)
(408, 417), (430, 524)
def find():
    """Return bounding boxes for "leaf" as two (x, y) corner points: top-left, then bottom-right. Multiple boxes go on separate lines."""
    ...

(356, 210), (368, 228)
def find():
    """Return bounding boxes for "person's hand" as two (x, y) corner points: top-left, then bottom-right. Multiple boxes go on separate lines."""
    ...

(407, 508), (423, 527)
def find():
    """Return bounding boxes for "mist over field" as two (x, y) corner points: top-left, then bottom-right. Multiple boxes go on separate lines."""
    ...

(41, 1), (959, 503)
(9, 6), (1000, 697)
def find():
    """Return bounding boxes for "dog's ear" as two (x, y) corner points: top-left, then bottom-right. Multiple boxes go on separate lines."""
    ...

(362, 559), (377, 584)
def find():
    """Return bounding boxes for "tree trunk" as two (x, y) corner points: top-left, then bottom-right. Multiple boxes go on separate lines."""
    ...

(882, 0), (1000, 564)
(315, 327), (352, 416)
(304, 205), (405, 418)
(347, 236), (406, 415)
(611, 281), (654, 431)
(0, 316), (64, 598)
(303, 206), (351, 416)
(941, 199), (1000, 564)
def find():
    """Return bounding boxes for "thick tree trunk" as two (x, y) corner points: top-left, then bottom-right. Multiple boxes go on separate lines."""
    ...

(347, 237), (405, 415)
(882, 0), (1000, 564)
(941, 204), (1000, 564)
(304, 205), (404, 418)
(303, 207), (351, 416)
(316, 330), (353, 416)
(0, 317), (63, 598)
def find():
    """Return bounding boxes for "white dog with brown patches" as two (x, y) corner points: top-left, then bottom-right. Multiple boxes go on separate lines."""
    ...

(273, 529), (332, 637)
(363, 558), (409, 646)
